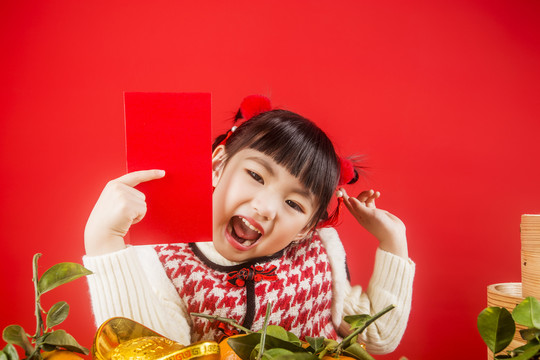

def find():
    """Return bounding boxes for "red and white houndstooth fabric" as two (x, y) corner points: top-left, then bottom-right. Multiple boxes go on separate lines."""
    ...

(154, 235), (338, 342)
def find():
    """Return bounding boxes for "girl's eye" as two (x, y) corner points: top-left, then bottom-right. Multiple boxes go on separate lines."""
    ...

(286, 200), (304, 213)
(247, 170), (264, 184)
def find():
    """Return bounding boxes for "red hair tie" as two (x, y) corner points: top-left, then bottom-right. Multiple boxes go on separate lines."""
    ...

(338, 157), (356, 185)
(239, 95), (272, 121)
(218, 95), (272, 147)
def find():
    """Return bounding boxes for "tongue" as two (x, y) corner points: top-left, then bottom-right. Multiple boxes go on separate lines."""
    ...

(231, 217), (260, 241)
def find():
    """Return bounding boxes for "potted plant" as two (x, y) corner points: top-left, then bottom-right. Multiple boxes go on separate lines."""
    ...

(1, 254), (92, 360)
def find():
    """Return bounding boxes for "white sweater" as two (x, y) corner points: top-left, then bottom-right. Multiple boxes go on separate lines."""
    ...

(83, 228), (415, 355)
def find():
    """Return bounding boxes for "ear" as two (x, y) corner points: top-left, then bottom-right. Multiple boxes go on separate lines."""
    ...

(212, 145), (228, 187)
(292, 226), (314, 242)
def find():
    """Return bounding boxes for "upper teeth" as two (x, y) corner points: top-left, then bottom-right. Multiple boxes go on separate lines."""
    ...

(241, 217), (261, 234)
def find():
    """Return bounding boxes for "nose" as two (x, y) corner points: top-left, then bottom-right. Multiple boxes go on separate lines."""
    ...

(252, 190), (278, 221)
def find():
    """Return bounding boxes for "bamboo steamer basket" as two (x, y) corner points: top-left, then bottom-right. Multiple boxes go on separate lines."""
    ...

(521, 214), (540, 299)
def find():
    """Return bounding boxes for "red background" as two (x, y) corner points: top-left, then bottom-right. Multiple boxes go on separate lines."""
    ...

(1, 1), (540, 359)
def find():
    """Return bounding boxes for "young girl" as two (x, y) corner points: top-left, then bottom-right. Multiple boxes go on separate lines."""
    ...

(83, 96), (415, 355)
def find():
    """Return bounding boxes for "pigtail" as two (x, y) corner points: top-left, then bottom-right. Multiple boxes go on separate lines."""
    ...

(340, 155), (367, 185)
(318, 156), (364, 228)
(213, 95), (273, 150)
(238, 95), (272, 122)
(212, 133), (228, 151)
(338, 156), (358, 185)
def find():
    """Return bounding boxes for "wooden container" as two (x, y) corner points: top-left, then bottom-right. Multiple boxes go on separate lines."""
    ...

(521, 214), (540, 299)
(486, 283), (526, 360)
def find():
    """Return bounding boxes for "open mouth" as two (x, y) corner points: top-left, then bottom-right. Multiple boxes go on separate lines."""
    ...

(228, 216), (262, 247)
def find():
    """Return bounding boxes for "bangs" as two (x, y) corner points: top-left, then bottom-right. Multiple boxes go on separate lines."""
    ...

(250, 127), (337, 205)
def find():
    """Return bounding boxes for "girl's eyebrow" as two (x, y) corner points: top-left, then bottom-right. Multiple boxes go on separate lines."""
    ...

(246, 156), (275, 176)
(246, 156), (313, 201)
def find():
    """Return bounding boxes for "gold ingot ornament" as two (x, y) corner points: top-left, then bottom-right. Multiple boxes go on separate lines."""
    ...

(93, 317), (219, 360)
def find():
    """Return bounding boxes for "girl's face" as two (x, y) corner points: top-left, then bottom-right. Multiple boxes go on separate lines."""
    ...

(212, 146), (317, 262)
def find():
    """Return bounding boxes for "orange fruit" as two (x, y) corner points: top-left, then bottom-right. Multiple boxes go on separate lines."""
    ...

(42, 350), (85, 360)
(219, 335), (246, 360)
(322, 355), (358, 360)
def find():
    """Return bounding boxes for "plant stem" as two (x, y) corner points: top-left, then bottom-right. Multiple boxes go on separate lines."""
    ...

(191, 313), (253, 334)
(318, 348), (329, 359)
(29, 347), (41, 360)
(257, 302), (272, 360)
(336, 304), (395, 353)
(32, 254), (44, 340)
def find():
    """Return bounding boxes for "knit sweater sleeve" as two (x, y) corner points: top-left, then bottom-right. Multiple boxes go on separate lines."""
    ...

(83, 246), (192, 345)
(318, 227), (415, 355)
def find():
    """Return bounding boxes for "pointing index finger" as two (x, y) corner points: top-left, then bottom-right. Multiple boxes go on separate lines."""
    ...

(115, 170), (166, 187)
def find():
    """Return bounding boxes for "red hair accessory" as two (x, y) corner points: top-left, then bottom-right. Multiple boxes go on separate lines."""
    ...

(218, 95), (272, 147)
(238, 95), (272, 121)
(318, 157), (358, 228)
(338, 157), (356, 185)
(318, 195), (344, 228)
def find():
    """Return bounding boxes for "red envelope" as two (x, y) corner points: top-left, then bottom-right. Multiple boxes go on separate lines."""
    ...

(124, 92), (212, 244)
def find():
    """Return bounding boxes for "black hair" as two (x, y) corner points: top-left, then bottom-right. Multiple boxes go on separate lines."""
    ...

(212, 109), (340, 228)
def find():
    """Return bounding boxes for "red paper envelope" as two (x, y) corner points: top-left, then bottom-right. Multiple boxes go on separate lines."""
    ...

(124, 92), (212, 244)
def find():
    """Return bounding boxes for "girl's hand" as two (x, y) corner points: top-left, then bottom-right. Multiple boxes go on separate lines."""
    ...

(341, 188), (408, 259)
(84, 170), (165, 256)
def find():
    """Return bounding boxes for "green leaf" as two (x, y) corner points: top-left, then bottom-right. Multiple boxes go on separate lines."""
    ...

(2, 325), (33, 355)
(498, 344), (540, 360)
(304, 337), (324, 353)
(324, 338), (339, 351)
(228, 334), (261, 360)
(477, 306), (515, 354)
(0, 350), (8, 360)
(267, 354), (318, 360)
(251, 344), (261, 360)
(228, 334), (308, 360)
(343, 343), (376, 360)
(262, 348), (294, 360)
(285, 332), (301, 347)
(262, 336), (308, 354)
(38, 330), (89, 355)
(513, 297), (540, 329)
(519, 328), (540, 342)
(2, 344), (19, 360)
(265, 326), (289, 341)
(41, 344), (57, 352)
(46, 301), (70, 329)
(37, 263), (92, 295)
(343, 314), (371, 330)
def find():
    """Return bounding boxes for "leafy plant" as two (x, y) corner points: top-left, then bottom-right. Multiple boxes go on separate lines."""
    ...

(478, 296), (540, 359)
(194, 303), (396, 360)
(1, 254), (92, 360)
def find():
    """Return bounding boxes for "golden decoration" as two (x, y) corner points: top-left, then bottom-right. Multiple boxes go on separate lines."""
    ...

(93, 317), (219, 360)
